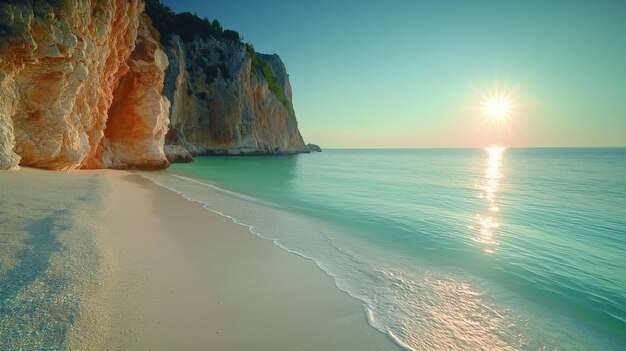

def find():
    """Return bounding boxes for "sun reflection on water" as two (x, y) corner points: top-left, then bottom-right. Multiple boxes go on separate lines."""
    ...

(469, 147), (505, 254)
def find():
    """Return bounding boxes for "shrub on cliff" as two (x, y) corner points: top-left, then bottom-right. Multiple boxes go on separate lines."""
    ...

(144, 0), (290, 111)
(145, 0), (241, 43)
(246, 44), (291, 111)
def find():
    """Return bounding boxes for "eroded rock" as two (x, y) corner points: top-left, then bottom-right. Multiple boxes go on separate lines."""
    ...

(164, 144), (193, 163)
(307, 143), (322, 152)
(0, 0), (170, 170)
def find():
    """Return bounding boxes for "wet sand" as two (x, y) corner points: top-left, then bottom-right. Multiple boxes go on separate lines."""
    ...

(100, 171), (399, 350)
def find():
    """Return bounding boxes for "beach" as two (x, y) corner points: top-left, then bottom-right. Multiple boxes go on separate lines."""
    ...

(136, 150), (626, 350)
(0, 168), (398, 350)
(2, 148), (625, 351)
(101, 170), (400, 350)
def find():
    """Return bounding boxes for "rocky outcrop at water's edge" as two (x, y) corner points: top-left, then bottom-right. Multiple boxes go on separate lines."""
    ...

(164, 144), (193, 163)
(307, 144), (322, 152)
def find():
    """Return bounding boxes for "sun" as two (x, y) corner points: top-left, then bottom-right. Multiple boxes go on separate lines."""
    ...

(475, 80), (519, 128)
(483, 96), (511, 121)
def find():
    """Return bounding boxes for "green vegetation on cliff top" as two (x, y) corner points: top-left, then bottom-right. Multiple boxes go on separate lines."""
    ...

(146, 0), (291, 111)
(145, 0), (240, 43)
(246, 44), (291, 111)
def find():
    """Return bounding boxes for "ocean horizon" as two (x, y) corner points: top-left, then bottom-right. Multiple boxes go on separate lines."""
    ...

(318, 147), (626, 150)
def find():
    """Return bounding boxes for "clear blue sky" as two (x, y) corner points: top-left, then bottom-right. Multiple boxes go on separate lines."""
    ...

(161, 0), (626, 148)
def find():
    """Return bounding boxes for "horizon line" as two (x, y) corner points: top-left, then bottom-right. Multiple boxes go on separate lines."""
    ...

(313, 146), (626, 150)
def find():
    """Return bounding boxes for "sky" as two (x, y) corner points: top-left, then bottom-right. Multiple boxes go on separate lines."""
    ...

(161, 0), (626, 148)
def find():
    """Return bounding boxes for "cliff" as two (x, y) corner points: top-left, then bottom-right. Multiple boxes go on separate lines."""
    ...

(0, 0), (170, 170)
(0, 0), (310, 171)
(162, 34), (309, 155)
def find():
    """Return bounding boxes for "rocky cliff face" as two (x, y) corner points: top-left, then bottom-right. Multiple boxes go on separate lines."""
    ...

(93, 14), (170, 170)
(162, 35), (309, 155)
(0, 0), (170, 170)
(0, 0), (310, 171)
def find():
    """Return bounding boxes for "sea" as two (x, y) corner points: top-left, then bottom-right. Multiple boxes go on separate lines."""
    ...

(142, 147), (626, 350)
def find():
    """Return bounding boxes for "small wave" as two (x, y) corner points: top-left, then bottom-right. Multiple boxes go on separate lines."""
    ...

(167, 174), (287, 210)
(137, 171), (621, 351)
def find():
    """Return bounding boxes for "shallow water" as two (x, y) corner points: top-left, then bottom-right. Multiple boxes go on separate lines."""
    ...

(145, 148), (626, 350)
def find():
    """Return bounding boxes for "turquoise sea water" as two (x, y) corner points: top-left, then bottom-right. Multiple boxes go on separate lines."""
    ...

(144, 148), (626, 350)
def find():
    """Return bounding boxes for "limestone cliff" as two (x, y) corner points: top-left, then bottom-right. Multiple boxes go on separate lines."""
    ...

(0, 0), (170, 170)
(162, 35), (309, 155)
(0, 0), (311, 170)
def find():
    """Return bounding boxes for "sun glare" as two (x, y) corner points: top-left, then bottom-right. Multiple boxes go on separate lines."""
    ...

(483, 96), (511, 121)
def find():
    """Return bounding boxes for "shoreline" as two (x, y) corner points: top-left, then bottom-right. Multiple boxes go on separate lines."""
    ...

(99, 170), (400, 350)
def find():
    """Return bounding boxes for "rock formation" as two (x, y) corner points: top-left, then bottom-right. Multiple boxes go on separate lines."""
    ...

(307, 143), (322, 152)
(0, 0), (311, 171)
(92, 14), (171, 170)
(163, 144), (193, 163)
(0, 0), (170, 170)
(162, 35), (309, 155)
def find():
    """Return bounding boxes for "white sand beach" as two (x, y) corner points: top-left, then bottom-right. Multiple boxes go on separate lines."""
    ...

(0, 168), (398, 350)
(100, 170), (399, 350)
